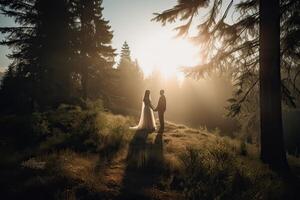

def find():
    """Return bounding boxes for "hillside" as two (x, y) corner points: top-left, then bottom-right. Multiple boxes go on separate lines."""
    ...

(1, 108), (300, 200)
(56, 122), (300, 200)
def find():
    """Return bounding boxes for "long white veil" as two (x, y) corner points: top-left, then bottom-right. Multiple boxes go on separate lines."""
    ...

(135, 102), (146, 129)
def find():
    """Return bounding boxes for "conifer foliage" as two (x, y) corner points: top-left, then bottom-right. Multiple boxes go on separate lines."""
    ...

(153, 0), (300, 171)
(0, 0), (75, 111)
(0, 0), (115, 112)
(73, 0), (116, 100)
(115, 41), (144, 111)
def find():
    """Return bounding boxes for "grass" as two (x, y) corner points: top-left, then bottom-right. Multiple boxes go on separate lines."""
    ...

(174, 141), (284, 200)
(0, 102), (133, 199)
(127, 122), (299, 200)
(0, 107), (300, 200)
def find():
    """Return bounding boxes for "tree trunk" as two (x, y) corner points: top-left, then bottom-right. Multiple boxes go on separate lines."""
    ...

(259, 0), (289, 171)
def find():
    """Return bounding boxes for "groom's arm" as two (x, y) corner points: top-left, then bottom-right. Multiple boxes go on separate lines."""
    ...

(150, 101), (155, 110)
(154, 98), (162, 111)
(151, 104), (155, 110)
(152, 102), (157, 111)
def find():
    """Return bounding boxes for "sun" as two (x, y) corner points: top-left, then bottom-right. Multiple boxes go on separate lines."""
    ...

(133, 30), (200, 80)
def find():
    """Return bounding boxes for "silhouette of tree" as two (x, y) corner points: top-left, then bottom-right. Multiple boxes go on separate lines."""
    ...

(153, 0), (300, 171)
(259, 0), (288, 170)
(0, 0), (116, 111)
(73, 0), (116, 100)
(120, 41), (131, 63)
(0, 0), (76, 111)
(116, 42), (144, 111)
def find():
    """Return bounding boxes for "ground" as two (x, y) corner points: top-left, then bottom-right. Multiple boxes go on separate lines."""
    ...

(57, 122), (191, 199)
(49, 121), (300, 200)
(3, 110), (300, 200)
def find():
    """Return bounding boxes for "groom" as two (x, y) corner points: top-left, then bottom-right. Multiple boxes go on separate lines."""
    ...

(154, 89), (166, 133)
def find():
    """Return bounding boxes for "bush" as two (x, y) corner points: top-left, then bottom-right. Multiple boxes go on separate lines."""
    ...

(0, 101), (131, 156)
(0, 113), (50, 150)
(239, 140), (247, 156)
(37, 105), (101, 153)
(97, 113), (131, 160)
(175, 139), (284, 200)
(0, 101), (133, 199)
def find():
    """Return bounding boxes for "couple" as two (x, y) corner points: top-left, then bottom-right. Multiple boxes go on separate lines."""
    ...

(134, 89), (166, 133)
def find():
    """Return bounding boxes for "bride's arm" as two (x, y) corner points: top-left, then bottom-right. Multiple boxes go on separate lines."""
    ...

(150, 100), (155, 110)
(144, 99), (155, 110)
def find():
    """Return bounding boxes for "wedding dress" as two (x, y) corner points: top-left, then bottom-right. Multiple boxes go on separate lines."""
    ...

(133, 97), (156, 131)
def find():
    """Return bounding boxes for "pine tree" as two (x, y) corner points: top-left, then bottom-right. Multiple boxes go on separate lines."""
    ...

(259, 0), (288, 170)
(0, 0), (116, 111)
(116, 42), (144, 111)
(120, 41), (131, 63)
(0, 0), (76, 111)
(35, 0), (76, 108)
(73, 0), (116, 101)
(118, 41), (133, 72)
(153, 0), (300, 171)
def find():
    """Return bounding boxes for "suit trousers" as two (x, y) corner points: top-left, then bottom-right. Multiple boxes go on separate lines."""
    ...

(158, 111), (164, 132)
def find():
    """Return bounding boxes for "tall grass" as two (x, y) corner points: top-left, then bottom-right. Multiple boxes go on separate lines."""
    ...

(173, 139), (285, 200)
(0, 101), (133, 199)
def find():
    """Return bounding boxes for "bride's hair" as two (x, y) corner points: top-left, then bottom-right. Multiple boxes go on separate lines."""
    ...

(143, 90), (150, 101)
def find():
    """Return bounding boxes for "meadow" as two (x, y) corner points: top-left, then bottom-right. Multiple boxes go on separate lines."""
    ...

(1, 102), (299, 200)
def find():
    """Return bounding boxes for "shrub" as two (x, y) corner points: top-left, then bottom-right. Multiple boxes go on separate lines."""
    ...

(175, 139), (284, 200)
(97, 113), (131, 160)
(0, 101), (133, 199)
(99, 126), (125, 160)
(39, 107), (101, 153)
(0, 113), (49, 150)
(39, 104), (131, 158)
(0, 101), (130, 156)
(240, 140), (248, 156)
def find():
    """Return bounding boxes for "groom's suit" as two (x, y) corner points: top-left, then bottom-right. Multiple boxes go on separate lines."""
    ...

(155, 94), (166, 133)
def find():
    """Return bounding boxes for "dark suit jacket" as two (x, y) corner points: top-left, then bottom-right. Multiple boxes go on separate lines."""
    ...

(156, 95), (166, 113)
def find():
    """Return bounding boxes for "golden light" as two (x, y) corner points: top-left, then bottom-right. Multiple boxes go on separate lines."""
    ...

(133, 30), (200, 80)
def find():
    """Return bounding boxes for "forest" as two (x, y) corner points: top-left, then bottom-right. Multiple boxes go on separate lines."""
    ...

(0, 0), (300, 199)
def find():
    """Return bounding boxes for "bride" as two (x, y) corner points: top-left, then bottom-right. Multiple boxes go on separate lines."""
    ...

(132, 90), (156, 131)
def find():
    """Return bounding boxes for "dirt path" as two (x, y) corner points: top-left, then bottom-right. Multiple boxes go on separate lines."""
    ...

(98, 125), (184, 200)
(98, 151), (127, 197)
(60, 121), (300, 200)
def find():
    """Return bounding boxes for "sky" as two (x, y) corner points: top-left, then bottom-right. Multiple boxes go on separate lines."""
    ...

(0, 0), (202, 75)
(0, 16), (14, 71)
(101, 0), (200, 77)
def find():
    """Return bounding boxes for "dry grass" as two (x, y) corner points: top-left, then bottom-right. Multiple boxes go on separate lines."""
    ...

(4, 113), (300, 200)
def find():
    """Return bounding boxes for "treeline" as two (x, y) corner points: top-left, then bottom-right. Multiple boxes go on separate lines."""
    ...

(0, 0), (117, 113)
(110, 43), (238, 135)
(153, 0), (300, 171)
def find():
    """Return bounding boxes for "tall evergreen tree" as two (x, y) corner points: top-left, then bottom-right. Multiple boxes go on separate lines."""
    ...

(73, 0), (115, 101)
(120, 41), (131, 63)
(0, 0), (76, 111)
(36, 0), (76, 107)
(259, 0), (288, 170)
(153, 0), (300, 171)
(116, 42), (144, 111)
(0, 0), (116, 111)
